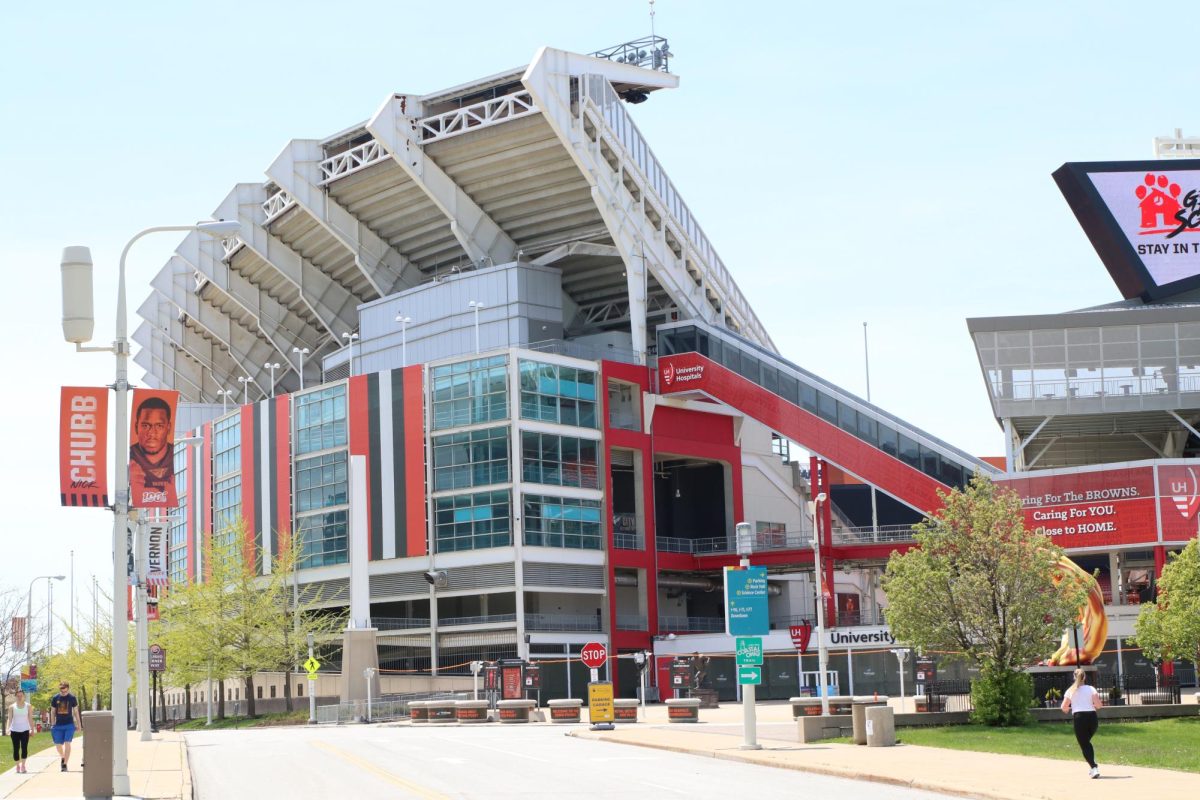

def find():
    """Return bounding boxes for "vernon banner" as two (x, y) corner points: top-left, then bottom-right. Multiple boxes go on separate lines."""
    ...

(129, 388), (179, 509)
(59, 386), (109, 507)
(146, 522), (169, 587)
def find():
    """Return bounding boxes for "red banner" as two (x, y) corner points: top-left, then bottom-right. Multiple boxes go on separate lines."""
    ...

(12, 616), (26, 651)
(59, 387), (109, 507)
(129, 389), (179, 509)
(998, 464), (1200, 548)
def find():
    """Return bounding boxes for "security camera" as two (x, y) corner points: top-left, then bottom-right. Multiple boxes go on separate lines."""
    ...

(423, 569), (449, 589)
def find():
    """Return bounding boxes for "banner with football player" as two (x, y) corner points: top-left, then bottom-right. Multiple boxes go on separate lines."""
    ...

(129, 388), (179, 509)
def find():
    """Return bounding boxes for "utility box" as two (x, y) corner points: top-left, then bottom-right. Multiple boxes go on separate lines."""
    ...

(81, 711), (113, 799)
(865, 705), (896, 747)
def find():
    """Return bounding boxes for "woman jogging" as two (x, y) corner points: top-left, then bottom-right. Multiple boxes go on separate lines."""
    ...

(7, 689), (33, 774)
(1060, 668), (1103, 778)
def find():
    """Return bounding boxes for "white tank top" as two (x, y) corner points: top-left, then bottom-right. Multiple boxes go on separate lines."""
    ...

(9, 703), (32, 732)
(1068, 684), (1098, 713)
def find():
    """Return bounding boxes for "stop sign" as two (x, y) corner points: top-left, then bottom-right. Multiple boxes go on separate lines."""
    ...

(580, 642), (607, 669)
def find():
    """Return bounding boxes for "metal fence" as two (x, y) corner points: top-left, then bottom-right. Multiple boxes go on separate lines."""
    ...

(315, 691), (471, 724)
(925, 680), (974, 713)
(927, 674), (1186, 714)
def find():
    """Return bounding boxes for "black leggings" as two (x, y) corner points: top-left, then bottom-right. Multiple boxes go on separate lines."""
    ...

(1073, 711), (1098, 768)
(10, 731), (29, 761)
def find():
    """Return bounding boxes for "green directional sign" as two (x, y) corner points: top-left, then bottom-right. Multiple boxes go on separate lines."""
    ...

(738, 666), (762, 686)
(735, 636), (763, 666)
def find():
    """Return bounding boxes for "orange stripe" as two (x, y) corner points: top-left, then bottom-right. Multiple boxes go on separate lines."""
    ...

(404, 365), (427, 557)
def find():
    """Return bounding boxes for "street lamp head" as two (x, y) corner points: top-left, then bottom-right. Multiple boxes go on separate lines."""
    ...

(816, 492), (828, 503)
(468, 300), (484, 309)
(52, 575), (66, 581)
(195, 220), (242, 238)
(265, 362), (280, 369)
(396, 315), (412, 323)
(342, 331), (358, 341)
(60, 246), (95, 345)
(238, 376), (252, 384)
(293, 346), (310, 355)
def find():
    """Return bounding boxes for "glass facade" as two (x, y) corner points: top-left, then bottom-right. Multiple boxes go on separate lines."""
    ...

(523, 494), (603, 549)
(658, 325), (970, 490)
(296, 510), (349, 568)
(169, 445), (188, 584)
(521, 432), (600, 489)
(294, 385), (350, 568)
(212, 414), (241, 546)
(431, 355), (508, 429)
(434, 490), (512, 552)
(518, 360), (598, 427)
(432, 427), (509, 491)
(295, 385), (348, 455)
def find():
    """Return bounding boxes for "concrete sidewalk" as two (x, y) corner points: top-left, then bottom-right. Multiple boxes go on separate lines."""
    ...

(0, 731), (190, 800)
(568, 701), (1200, 799)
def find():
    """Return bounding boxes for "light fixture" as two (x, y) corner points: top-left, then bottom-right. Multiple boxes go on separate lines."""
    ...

(423, 569), (449, 589)
(674, 488), (681, 499)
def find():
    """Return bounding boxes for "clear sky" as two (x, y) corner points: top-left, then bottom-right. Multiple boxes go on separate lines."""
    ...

(1, 1), (1192, 631)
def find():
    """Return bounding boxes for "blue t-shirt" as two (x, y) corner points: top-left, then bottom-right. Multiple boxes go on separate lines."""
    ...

(51, 693), (78, 726)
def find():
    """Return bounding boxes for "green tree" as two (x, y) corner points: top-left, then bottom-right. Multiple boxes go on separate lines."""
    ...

(882, 474), (1090, 725)
(1134, 538), (1200, 669)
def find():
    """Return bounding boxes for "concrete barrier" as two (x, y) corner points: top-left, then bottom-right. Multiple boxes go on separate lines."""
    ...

(409, 701), (429, 724)
(666, 698), (700, 723)
(613, 699), (639, 723)
(548, 699), (582, 723)
(427, 700), (457, 724)
(796, 713), (852, 742)
(497, 699), (537, 724)
(455, 700), (490, 723)
(866, 706), (896, 747)
(791, 695), (853, 717)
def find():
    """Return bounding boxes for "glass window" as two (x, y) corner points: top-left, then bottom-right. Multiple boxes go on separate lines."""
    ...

(920, 446), (940, 479)
(170, 446), (189, 585)
(434, 490), (512, 552)
(518, 360), (598, 428)
(523, 494), (603, 549)
(294, 385), (348, 455)
(607, 380), (640, 430)
(521, 432), (600, 489)
(295, 451), (349, 513)
(799, 383), (818, 414)
(898, 435), (920, 469)
(296, 510), (348, 568)
(877, 424), (899, 457)
(431, 355), (508, 429)
(837, 402), (857, 434)
(432, 427), (509, 491)
(857, 415), (878, 447)
(817, 392), (838, 424)
(213, 476), (242, 547)
(213, 414), (241, 479)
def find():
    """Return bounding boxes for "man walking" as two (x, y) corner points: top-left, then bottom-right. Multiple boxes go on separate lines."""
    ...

(50, 681), (81, 772)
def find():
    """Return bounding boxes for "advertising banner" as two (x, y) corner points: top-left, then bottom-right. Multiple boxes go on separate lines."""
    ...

(12, 616), (26, 652)
(998, 462), (1200, 548)
(146, 522), (169, 587)
(129, 388), (179, 509)
(59, 386), (109, 507)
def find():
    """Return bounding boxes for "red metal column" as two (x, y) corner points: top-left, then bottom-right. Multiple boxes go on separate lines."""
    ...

(810, 456), (837, 625)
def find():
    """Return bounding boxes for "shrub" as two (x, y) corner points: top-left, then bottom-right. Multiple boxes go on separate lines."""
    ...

(971, 665), (1033, 726)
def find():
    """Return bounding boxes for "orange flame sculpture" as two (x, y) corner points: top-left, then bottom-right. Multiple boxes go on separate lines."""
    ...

(1045, 556), (1108, 666)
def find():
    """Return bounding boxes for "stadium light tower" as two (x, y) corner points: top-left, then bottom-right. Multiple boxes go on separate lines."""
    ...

(59, 218), (241, 796)
(292, 347), (310, 390)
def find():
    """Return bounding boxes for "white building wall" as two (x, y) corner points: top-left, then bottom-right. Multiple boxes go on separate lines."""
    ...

(738, 418), (807, 537)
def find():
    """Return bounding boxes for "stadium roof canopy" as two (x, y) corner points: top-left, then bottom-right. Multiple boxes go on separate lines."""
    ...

(135, 45), (774, 402)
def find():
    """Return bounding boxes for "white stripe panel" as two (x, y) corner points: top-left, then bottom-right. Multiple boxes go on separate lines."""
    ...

(193, 432), (204, 580)
(260, 400), (273, 575)
(379, 374), (397, 560)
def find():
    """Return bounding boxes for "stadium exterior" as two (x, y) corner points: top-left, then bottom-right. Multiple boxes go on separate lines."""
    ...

(137, 46), (1196, 708)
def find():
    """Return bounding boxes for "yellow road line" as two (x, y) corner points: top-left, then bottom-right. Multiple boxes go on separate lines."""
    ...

(310, 740), (450, 800)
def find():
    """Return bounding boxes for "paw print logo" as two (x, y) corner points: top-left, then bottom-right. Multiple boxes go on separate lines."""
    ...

(1135, 173), (1182, 232)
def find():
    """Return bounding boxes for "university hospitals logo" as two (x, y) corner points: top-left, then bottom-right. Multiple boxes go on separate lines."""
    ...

(1167, 466), (1200, 520)
(1135, 173), (1200, 237)
(661, 361), (675, 388)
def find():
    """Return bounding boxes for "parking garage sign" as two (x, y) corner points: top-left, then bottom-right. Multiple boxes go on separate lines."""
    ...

(724, 566), (768, 636)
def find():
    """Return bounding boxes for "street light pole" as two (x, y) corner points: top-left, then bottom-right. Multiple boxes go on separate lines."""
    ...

(292, 347), (309, 391)
(395, 315), (412, 367)
(468, 302), (484, 354)
(307, 633), (317, 725)
(26, 575), (65, 656)
(812, 491), (831, 716)
(216, 388), (232, 413)
(135, 516), (153, 740)
(238, 375), (255, 405)
(265, 362), (281, 398)
(59, 219), (241, 797)
(342, 332), (359, 376)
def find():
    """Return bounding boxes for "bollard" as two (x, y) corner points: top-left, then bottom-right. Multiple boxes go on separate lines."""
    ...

(455, 700), (490, 723)
(497, 699), (536, 723)
(865, 706), (896, 747)
(409, 701), (429, 724)
(851, 696), (889, 745)
(427, 701), (457, 724)
(81, 711), (113, 799)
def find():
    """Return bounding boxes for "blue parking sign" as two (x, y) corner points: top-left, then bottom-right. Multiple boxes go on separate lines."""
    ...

(724, 566), (768, 636)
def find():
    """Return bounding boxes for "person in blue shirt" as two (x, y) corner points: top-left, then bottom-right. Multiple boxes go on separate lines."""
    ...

(50, 682), (81, 772)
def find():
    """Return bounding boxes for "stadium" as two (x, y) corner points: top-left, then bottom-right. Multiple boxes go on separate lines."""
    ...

(132, 43), (1197, 709)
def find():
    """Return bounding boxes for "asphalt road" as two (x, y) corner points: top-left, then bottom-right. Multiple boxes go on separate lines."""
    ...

(187, 724), (952, 799)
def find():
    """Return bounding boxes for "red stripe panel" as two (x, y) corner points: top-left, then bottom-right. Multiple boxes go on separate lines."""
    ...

(403, 366), (427, 558)
(240, 404), (256, 565)
(347, 375), (372, 560)
(660, 353), (946, 514)
(202, 422), (213, 581)
(275, 395), (292, 559)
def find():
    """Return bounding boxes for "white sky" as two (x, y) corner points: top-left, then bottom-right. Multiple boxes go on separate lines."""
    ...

(1, 1), (1190, 631)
